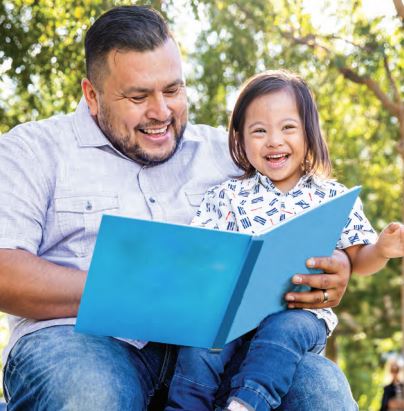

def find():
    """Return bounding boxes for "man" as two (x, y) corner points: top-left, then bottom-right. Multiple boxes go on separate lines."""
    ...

(0, 5), (356, 410)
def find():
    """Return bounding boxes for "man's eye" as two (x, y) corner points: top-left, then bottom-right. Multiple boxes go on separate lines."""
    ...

(164, 87), (180, 96)
(130, 96), (147, 103)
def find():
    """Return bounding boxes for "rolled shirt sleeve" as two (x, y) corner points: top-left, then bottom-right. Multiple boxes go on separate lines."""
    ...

(337, 196), (378, 250)
(0, 131), (50, 254)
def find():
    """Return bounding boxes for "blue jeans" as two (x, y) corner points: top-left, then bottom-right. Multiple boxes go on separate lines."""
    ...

(166, 310), (327, 411)
(3, 325), (358, 411)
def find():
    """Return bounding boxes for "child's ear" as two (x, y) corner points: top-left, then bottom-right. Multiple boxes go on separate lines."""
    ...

(302, 151), (311, 173)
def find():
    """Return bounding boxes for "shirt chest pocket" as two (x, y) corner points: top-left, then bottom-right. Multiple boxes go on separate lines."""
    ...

(54, 194), (119, 257)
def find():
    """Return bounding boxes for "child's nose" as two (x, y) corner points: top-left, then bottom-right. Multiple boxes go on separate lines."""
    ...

(265, 132), (284, 147)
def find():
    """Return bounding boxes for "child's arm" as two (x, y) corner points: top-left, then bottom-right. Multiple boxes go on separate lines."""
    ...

(345, 222), (404, 276)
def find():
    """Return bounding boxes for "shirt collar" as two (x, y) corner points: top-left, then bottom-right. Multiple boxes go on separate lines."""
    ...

(72, 98), (111, 147)
(72, 97), (202, 149)
(255, 171), (323, 195)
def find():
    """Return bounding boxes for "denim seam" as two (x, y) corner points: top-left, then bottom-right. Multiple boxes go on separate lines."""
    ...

(173, 373), (220, 390)
(157, 345), (172, 388)
(2, 327), (51, 404)
(3, 356), (36, 406)
(2, 360), (12, 403)
(247, 340), (301, 361)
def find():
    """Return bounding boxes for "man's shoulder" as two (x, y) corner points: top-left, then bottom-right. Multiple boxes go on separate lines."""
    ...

(185, 123), (227, 144)
(184, 123), (240, 178)
(2, 111), (75, 146)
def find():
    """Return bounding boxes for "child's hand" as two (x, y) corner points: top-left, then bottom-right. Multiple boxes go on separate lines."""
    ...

(376, 222), (404, 259)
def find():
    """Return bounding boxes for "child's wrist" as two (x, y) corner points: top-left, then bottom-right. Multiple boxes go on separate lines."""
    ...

(374, 242), (390, 261)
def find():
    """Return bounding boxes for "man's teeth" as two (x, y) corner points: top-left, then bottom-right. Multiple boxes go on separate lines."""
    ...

(142, 126), (168, 135)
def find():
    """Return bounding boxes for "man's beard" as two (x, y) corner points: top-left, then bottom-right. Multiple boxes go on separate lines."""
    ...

(97, 103), (186, 167)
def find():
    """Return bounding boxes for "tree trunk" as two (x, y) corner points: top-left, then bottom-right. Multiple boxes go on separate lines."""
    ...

(326, 332), (338, 362)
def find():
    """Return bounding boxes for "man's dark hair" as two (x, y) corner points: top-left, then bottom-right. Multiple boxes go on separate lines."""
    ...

(229, 69), (332, 179)
(85, 5), (171, 88)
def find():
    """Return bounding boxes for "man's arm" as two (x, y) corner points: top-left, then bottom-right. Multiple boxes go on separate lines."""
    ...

(285, 249), (351, 309)
(0, 249), (86, 320)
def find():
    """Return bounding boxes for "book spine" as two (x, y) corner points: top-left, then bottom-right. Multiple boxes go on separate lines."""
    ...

(212, 238), (264, 348)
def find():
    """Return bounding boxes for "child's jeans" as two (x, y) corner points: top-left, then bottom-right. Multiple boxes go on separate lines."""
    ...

(165, 309), (327, 411)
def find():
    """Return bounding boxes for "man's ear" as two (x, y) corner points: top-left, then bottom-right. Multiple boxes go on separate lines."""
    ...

(81, 78), (99, 116)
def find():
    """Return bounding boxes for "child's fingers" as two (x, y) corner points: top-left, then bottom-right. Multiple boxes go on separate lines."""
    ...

(383, 222), (401, 234)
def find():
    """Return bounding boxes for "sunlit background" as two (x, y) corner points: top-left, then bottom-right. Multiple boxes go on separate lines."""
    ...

(0, 1), (402, 410)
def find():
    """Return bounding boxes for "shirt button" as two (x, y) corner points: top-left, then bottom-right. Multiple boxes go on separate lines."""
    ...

(149, 197), (156, 204)
(85, 201), (92, 211)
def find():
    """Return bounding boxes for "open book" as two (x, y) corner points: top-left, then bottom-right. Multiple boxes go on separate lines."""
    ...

(76, 186), (360, 348)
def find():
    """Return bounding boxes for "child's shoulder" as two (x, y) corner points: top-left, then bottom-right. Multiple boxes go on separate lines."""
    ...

(204, 176), (255, 198)
(310, 176), (349, 194)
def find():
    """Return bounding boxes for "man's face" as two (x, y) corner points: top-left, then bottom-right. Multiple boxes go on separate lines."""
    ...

(86, 38), (188, 165)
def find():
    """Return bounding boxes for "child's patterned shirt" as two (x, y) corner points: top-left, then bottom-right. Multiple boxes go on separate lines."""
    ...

(191, 172), (378, 334)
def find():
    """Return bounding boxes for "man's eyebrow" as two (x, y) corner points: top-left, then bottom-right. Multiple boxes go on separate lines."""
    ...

(164, 79), (185, 88)
(123, 79), (185, 95)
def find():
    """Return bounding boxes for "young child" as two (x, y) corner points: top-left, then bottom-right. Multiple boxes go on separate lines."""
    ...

(165, 70), (404, 411)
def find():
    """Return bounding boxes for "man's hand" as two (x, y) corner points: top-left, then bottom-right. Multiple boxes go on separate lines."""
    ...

(285, 249), (351, 309)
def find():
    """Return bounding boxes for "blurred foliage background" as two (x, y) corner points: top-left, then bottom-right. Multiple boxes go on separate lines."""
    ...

(0, 0), (403, 409)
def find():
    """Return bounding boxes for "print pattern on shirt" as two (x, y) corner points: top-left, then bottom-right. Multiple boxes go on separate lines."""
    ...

(192, 172), (376, 250)
(191, 172), (378, 334)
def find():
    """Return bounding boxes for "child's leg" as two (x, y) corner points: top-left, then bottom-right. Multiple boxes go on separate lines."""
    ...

(165, 339), (242, 411)
(226, 310), (327, 411)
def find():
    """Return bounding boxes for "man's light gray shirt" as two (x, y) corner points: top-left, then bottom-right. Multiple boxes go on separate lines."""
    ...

(0, 99), (238, 363)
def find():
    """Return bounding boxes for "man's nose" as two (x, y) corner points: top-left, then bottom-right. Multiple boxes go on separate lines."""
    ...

(147, 94), (171, 121)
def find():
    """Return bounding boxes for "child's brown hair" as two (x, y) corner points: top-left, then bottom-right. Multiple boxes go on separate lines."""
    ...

(229, 70), (331, 179)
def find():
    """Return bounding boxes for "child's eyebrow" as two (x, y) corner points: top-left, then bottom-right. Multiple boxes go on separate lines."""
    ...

(281, 117), (300, 122)
(247, 122), (265, 129)
(247, 117), (300, 129)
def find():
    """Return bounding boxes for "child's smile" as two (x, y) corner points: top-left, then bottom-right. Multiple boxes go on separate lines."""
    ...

(264, 152), (290, 169)
(243, 89), (306, 193)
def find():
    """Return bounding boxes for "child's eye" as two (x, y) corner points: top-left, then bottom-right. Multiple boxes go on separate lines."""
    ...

(253, 128), (266, 134)
(283, 124), (296, 131)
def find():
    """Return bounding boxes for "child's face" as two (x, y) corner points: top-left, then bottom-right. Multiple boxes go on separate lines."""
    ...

(243, 89), (306, 193)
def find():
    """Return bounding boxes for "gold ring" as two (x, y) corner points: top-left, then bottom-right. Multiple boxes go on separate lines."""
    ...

(323, 290), (329, 303)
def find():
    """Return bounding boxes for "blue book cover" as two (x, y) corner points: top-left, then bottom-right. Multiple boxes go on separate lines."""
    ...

(76, 186), (360, 348)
